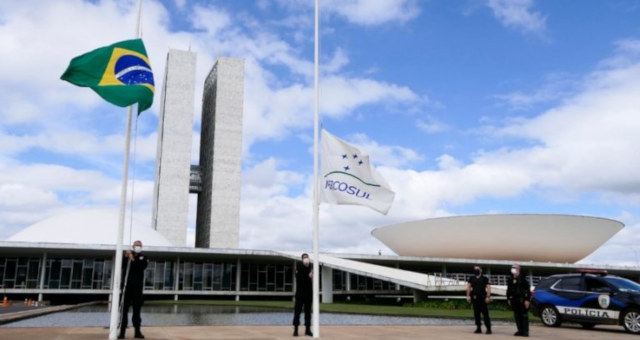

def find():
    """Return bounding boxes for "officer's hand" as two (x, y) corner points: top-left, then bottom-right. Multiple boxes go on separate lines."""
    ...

(524, 300), (530, 309)
(485, 297), (490, 304)
(507, 300), (511, 306)
(466, 296), (471, 303)
(309, 272), (313, 279)
(125, 250), (133, 259)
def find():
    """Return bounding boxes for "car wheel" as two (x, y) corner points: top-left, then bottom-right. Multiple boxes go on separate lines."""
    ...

(579, 322), (595, 329)
(622, 309), (640, 334)
(540, 305), (561, 327)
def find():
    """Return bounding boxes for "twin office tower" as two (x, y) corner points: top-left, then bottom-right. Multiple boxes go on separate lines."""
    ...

(152, 50), (244, 249)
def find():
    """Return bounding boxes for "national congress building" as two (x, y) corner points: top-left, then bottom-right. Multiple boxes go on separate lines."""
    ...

(2, 50), (638, 305)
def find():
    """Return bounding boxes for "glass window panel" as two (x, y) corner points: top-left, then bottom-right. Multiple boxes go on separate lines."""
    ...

(5, 259), (16, 280)
(154, 262), (164, 290)
(223, 263), (234, 291)
(60, 267), (71, 288)
(240, 266), (249, 291)
(164, 261), (173, 290)
(183, 262), (193, 289)
(16, 266), (27, 287)
(49, 259), (61, 281)
(0, 262), (5, 283)
(93, 261), (104, 289)
(193, 263), (203, 290)
(145, 266), (154, 289)
(104, 260), (113, 290)
(82, 266), (93, 288)
(203, 264), (212, 290)
(28, 260), (40, 281)
(72, 261), (83, 281)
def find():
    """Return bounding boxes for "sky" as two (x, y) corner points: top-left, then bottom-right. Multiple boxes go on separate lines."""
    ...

(1, 0), (640, 266)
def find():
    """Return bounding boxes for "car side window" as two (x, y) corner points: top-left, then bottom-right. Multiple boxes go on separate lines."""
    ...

(585, 277), (611, 293)
(555, 277), (582, 291)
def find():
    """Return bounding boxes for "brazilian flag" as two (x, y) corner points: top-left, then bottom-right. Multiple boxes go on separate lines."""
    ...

(61, 39), (155, 114)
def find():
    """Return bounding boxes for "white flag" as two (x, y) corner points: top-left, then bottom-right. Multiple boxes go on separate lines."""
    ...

(320, 129), (395, 215)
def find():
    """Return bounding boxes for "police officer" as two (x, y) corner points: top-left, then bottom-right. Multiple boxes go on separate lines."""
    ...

(507, 264), (531, 337)
(466, 265), (492, 334)
(292, 253), (313, 337)
(119, 240), (148, 339)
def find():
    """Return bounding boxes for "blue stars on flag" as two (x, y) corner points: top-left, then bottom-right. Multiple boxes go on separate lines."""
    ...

(341, 153), (364, 172)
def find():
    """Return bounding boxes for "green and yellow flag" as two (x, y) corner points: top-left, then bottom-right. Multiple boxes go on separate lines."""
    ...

(61, 39), (155, 114)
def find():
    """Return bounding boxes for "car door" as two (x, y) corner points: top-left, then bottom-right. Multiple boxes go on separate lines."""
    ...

(579, 276), (620, 324)
(550, 276), (590, 322)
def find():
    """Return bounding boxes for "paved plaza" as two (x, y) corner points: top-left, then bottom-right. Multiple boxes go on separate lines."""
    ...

(1, 324), (637, 340)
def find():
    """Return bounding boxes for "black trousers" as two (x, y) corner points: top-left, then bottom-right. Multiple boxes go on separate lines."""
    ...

(120, 290), (143, 333)
(472, 298), (491, 330)
(513, 303), (529, 335)
(293, 296), (311, 327)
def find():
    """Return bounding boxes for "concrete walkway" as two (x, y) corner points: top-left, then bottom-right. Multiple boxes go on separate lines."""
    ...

(0, 324), (637, 340)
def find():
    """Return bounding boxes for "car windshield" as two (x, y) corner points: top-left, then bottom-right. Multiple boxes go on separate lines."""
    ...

(605, 277), (640, 292)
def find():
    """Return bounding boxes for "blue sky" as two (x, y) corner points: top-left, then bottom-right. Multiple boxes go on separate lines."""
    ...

(1, 0), (640, 265)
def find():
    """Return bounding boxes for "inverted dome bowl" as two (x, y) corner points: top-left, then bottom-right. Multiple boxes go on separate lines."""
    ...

(371, 214), (623, 263)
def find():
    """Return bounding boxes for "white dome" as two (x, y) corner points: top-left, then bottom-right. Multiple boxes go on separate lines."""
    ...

(372, 214), (624, 263)
(7, 208), (173, 247)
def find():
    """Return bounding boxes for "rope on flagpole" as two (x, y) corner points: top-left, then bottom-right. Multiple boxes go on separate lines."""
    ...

(127, 115), (140, 245)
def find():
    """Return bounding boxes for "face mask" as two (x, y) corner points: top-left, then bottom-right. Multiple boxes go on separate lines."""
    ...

(474, 269), (481, 276)
(511, 268), (518, 275)
(133, 246), (142, 253)
(302, 258), (309, 265)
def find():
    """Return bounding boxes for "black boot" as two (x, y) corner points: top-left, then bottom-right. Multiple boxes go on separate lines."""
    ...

(293, 325), (299, 336)
(118, 328), (125, 339)
(134, 328), (145, 339)
(474, 327), (482, 334)
(305, 326), (313, 337)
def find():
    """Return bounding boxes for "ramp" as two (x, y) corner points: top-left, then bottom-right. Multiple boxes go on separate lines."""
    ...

(277, 252), (510, 295)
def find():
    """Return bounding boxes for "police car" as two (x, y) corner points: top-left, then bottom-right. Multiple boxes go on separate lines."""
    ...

(531, 269), (640, 334)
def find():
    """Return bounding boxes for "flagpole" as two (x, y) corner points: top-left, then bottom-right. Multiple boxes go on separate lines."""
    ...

(108, 0), (143, 338)
(311, 0), (320, 337)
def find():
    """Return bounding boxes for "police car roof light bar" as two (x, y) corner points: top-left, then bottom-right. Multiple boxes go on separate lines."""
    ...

(576, 268), (608, 275)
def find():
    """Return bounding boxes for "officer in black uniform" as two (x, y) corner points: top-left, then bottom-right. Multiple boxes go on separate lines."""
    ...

(292, 253), (313, 337)
(507, 264), (531, 337)
(119, 240), (148, 339)
(466, 265), (492, 334)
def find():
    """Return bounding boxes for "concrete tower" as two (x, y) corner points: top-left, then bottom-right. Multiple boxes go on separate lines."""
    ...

(151, 49), (197, 247)
(195, 57), (244, 248)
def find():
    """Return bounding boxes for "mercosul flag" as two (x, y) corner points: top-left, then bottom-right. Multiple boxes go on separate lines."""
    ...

(61, 39), (155, 114)
(320, 129), (395, 215)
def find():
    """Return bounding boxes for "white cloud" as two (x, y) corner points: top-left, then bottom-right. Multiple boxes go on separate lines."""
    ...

(323, 0), (420, 26)
(345, 133), (423, 169)
(580, 212), (640, 266)
(486, 0), (547, 36)
(1, 0), (638, 267)
(493, 59), (640, 197)
(493, 72), (579, 110)
(325, 48), (350, 73)
(0, 183), (59, 209)
(320, 76), (421, 117)
(417, 115), (450, 134)
(242, 69), (423, 153)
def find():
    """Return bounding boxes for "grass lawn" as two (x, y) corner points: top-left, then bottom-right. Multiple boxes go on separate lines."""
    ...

(147, 299), (516, 320)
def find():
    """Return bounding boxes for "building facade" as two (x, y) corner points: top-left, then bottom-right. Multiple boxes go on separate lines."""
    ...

(195, 58), (244, 249)
(152, 50), (197, 247)
(2, 242), (639, 305)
